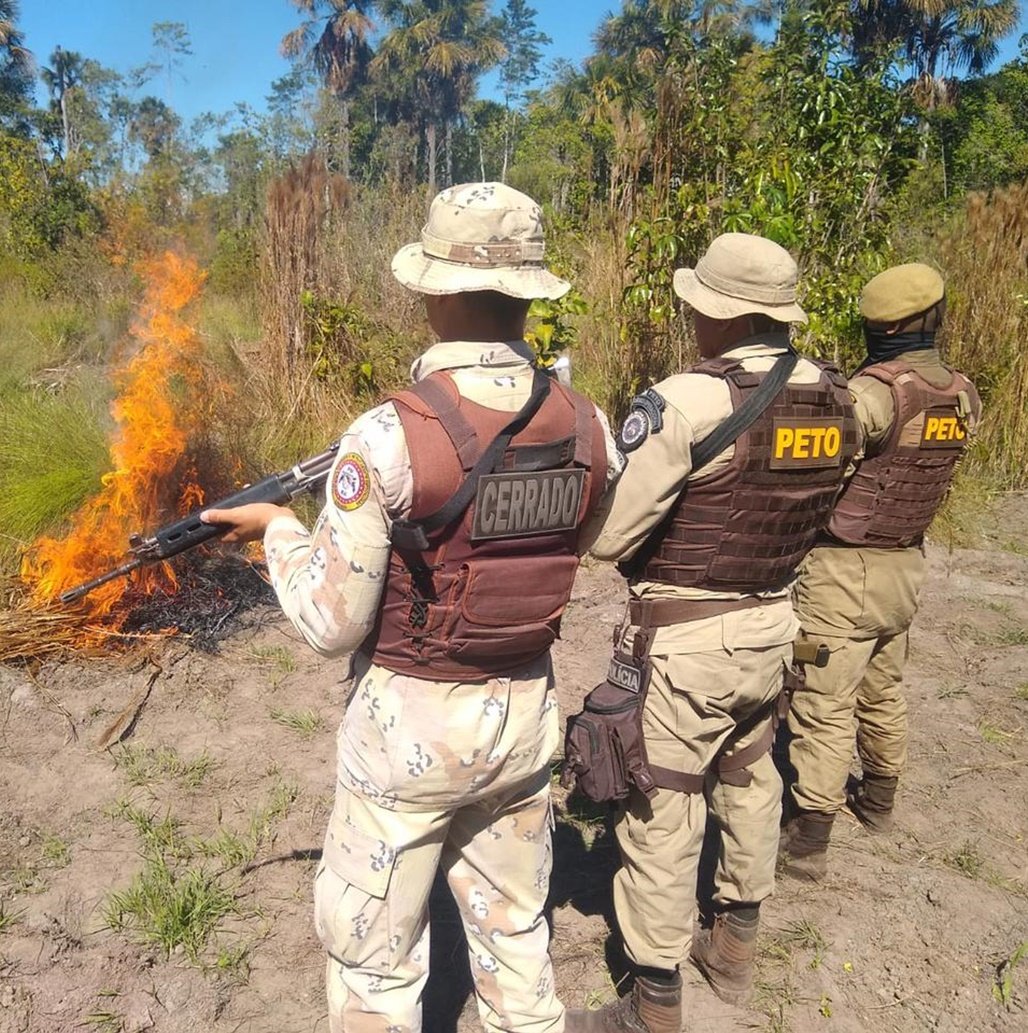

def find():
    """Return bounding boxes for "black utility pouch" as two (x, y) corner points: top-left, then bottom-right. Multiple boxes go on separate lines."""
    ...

(561, 652), (657, 803)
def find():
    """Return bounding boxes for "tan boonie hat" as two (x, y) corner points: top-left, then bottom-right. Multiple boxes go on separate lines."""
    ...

(673, 232), (807, 324)
(392, 182), (570, 300)
(860, 263), (945, 323)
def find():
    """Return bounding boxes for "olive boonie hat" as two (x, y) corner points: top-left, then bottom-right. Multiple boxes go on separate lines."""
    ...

(391, 182), (570, 300)
(673, 232), (807, 324)
(860, 263), (945, 323)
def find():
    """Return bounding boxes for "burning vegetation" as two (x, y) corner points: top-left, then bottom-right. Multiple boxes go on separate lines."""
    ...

(11, 251), (272, 659)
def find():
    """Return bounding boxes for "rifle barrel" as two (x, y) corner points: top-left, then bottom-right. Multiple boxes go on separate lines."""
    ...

(58, 559), (144, 605)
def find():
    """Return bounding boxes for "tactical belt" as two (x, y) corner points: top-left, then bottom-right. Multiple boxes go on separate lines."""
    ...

(628, 594), (782, 628)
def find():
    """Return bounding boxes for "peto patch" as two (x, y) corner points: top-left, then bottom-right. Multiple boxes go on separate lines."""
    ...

(332, 452), (371, 511)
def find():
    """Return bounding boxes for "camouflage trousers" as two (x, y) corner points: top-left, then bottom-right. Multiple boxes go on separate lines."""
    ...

(314, 652), (564, 1031)
(314, 770), (562, 1033)
(614, 642), (789, 971)
(787, 545), (926, 814)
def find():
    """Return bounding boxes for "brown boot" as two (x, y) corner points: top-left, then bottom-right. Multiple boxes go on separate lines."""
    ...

(564, 973), (682, 1033)
(690, 907), (759, 1006)
(778, 811), (834, 880)
(847, 773), (898, 833)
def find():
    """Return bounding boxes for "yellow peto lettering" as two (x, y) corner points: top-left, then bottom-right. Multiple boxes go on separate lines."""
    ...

(923, 415), (966, 442)
(775, 427), (795, 458)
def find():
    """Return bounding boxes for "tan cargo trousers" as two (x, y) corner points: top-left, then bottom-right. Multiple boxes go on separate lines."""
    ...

(614, 642), (790, 971)
(787, 544), (927, 814)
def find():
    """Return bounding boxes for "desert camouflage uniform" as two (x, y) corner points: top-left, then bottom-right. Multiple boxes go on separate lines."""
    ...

(788, 348), (967, 813)
(265, 340), (621, 1033)
(588, 335), (820, 971)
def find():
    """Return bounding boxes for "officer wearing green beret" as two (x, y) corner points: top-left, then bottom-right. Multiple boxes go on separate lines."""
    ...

(780, 263), (983, 879)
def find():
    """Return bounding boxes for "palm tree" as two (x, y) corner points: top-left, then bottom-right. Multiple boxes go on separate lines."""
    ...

(281, 1), (376, 178)
(0, 0), (33, 130)
(41, 46), (84, 158)
(374, 0), (505, 189)
(855, 0), (1019, 109)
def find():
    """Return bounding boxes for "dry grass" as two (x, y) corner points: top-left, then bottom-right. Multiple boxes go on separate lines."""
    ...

(260, 152), (352, 379)
(936, 181), (1028, 489)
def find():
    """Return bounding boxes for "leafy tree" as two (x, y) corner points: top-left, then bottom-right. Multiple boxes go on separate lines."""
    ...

(498, 0), (550, 179)
(281, 2), (376, 178)
(0, 0), (33, 133)
(129, 96), (180, 163)
(152, 20), (193, 101)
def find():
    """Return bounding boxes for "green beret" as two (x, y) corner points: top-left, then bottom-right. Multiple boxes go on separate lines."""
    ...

(860, 263), (945, 323)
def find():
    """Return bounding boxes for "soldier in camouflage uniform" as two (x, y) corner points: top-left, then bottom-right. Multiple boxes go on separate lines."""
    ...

(203, 183), (621, 1033)
(780, 264), (982, 880)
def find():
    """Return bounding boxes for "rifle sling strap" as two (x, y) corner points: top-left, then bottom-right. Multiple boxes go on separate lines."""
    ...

(621, 351), (799, 579)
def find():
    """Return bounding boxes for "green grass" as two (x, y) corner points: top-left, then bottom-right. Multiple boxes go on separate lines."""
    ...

(993, 940), (1028, 1009)
(103, 852), (239, 963)
(0, 375), (111, 572)
(978, 720), (1019, 746)
(269, 707), (324, 738)
(41, 834), (71, 868)
(1015, 684), (1028, 702)
(249, 644), (297, 674)
(0, 899), (26, 933)
(779, 918), (829, 970)
(103, 782), (298, 964)
(944, 840), (985, 879)
(112, 744), (215, 788)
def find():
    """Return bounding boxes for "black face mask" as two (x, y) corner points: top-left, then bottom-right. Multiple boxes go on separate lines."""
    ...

(859, 327), (936, 370)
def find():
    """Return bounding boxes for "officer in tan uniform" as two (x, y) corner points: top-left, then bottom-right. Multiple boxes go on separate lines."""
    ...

(780, 263), (982, 879)
(202, 182), (621, 1033)
(566, 233), (859, 1032)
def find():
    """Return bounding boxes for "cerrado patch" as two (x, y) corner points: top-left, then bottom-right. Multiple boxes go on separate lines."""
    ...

(471, 469), (585, 541)
(769, 419), (844, 469)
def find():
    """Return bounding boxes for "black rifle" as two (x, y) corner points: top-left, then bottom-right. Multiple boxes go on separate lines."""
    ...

(58, 444), (340, 605)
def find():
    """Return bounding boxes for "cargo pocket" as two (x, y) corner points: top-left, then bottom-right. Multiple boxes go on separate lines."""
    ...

(314, 810), (396, 965)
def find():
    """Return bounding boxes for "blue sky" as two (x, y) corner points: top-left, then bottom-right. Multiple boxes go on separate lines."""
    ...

(20, 1), (1028, 127)
(20, 0), (608, 125)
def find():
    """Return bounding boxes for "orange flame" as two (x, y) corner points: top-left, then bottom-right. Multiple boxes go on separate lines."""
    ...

(22, 251), (209, 619)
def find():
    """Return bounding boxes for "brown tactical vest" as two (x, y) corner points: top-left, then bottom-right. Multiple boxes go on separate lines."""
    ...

(370, 370), (607, 681)
(638, 356), (860, 592)
(827, 359), (979, 548)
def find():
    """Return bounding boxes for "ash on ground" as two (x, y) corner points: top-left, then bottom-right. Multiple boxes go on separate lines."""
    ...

(121, 554), (276, 651)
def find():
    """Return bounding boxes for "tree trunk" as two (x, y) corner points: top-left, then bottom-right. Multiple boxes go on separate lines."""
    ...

(501, 106), (510, 183)
(60, 91), (71, 158)
(340, 99), (351, 181)
(426, 122), (437, 191)
(445, 120), (453, 188)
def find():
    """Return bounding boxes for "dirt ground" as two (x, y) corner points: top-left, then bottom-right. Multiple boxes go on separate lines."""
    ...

(2, 503), (1027, 1033)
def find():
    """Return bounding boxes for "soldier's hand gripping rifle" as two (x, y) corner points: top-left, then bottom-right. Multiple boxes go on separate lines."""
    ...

(58, 444), (340, 605)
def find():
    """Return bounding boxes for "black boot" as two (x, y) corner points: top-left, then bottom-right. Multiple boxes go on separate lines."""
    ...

(847, 773), (898, 833)
(564, 972), (682, 1033)
(778, 811), (834, 880)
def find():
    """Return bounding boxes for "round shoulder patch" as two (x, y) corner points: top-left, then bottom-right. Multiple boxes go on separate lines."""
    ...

(332, 452), (371, 511)
(618, 411), (650, 452)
